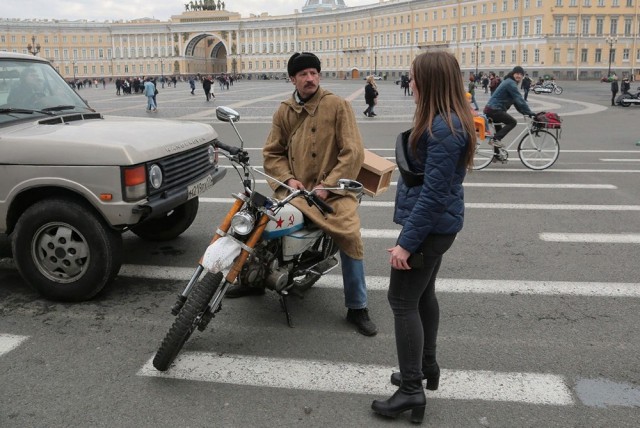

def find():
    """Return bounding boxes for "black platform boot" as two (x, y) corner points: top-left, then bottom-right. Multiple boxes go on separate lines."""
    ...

(390, 361), (440, 391)
(371, 378), (426, 424)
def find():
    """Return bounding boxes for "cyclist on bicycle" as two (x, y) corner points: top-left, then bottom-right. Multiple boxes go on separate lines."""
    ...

(483, 66), (536, 148)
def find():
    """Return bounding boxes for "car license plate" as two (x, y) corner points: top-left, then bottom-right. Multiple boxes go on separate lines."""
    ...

(187, 174), (214, 199)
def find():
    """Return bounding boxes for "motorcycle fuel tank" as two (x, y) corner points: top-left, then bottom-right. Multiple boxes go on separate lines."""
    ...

(262, 204), (305, 239)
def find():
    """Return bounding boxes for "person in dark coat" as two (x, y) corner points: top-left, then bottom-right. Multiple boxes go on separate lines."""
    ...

(610, 73), (619, 106)
(202, 76), (212, 101)
(371, 51), (476, 424)
(363, 75), (378, 117)
(521, 73), (532, 101)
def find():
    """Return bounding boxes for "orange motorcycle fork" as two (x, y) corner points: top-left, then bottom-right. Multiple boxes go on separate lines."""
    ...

(170, 197), (246, 315)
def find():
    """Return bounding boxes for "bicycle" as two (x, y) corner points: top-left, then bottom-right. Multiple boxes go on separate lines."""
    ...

(472, 115), (560, 171)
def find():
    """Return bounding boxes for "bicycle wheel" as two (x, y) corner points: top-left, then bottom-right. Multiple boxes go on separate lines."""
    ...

(518, 129), (559, 170)
(472, 138), (496, 170)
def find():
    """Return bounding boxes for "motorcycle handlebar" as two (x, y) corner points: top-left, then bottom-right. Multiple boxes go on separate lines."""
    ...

(215, 141), (241, 155)
(308, 193), (334, 215)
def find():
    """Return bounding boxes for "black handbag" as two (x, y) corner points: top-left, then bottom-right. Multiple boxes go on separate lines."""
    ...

(395, 129), (424, 187)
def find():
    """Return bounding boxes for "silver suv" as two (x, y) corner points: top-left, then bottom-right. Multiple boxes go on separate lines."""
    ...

(0, 52), (226, 301)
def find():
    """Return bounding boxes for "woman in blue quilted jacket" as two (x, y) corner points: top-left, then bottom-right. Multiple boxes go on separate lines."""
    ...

(371, 51), (476, 424)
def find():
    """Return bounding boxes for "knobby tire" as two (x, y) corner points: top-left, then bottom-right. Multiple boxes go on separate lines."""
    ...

(152, 271), (223, 371)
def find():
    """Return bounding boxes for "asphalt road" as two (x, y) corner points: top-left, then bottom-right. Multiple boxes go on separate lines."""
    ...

(1, 78), (640, 427)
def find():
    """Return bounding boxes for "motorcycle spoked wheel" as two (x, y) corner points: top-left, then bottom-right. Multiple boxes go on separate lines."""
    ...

(152, 271), (223, 371)
(291, 235), (339, 293)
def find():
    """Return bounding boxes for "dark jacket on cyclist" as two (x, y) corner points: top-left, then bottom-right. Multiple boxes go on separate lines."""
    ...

(393, 113), (468, 253)
(483, 69), (534, 143)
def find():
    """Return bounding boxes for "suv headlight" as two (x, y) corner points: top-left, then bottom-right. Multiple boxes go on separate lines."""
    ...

(148, 164), (163, 189)
(231, 211), (255, 235)
(208, 145), (216, 165)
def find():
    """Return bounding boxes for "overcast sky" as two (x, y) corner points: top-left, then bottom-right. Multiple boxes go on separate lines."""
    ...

(1, 1), (379, 22)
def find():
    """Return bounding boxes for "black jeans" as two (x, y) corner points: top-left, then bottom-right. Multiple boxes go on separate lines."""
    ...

(483, 108), (517, 142)
(387, 233), (457, 381)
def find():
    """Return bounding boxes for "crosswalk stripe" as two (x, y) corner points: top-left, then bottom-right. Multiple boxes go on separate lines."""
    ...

(138, 352), (573, 406)
(0, 334), (28, 357)
(201, 198), (640, 211)
(540, 233), (640, 244)
(112, 265), (640, 298)
(1, 262), (638, 298)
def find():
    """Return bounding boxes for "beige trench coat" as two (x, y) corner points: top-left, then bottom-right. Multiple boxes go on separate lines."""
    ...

(263, 87), (365, 259)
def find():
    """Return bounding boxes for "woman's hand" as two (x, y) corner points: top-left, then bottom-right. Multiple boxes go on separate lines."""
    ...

(387, 245), (411, 270)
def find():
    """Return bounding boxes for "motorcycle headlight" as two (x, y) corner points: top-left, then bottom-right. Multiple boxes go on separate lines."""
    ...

(148, 164), (163, 189)
(231, 211), (256, 235)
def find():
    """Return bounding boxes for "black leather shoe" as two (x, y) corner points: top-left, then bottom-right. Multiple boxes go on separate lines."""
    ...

(390, 362), (440, 391)
(225, 285), (266, 298)
(346, 308), (377, 336)
(372, 378), (426, 423)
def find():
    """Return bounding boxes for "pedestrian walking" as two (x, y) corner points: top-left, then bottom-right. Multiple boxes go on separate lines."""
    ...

(143, 77), (157, 112)
(189, 76), (196, 95)
(202, 76), (212, 101)
(468, 75), (479, 110)
(363, 75), (378, 117)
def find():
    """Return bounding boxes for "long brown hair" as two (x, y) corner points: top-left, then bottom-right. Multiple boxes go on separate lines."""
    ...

(409, 51), (476, 169)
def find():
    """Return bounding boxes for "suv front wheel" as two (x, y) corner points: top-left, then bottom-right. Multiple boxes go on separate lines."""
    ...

(12, 198), (123, 301)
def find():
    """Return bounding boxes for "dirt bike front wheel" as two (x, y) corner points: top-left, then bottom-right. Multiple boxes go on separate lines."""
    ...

(152, 271), (223, 371)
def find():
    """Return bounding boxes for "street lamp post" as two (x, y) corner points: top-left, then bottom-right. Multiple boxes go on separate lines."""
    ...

(606, 36), (617, 77)
(160, 58), (164, 87)
(374, 49), (378, 76)
(473, 42), (481, 77)
(27, 36), (41, 56)
(72, 60), (77, 85)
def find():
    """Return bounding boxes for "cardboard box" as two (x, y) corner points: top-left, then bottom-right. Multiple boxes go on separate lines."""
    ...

(357, 149), (396, 197)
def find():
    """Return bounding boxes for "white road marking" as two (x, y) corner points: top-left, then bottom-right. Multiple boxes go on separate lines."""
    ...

(219, 179), (617, 190)
(201, 198), (640, 211)
(138, 352), (573, 406)
(540, 233), (640, 244)
(0, 334), (28, 357)
(104, 265), (640, 298)
(599, 158), (640, 162)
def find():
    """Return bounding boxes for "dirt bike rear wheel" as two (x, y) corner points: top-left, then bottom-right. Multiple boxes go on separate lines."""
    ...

(152, 271), (223, 371)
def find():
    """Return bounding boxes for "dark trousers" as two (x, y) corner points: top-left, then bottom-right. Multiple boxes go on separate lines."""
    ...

(484, 109), (517, 142)
(387, 233), (456, 381)
(523, 88), (530, 101)
(611, 91), (618, 106)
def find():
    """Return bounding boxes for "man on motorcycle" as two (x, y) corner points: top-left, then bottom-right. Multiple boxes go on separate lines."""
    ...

(225, 52), (378, 337)
(483, 66), (536, 148)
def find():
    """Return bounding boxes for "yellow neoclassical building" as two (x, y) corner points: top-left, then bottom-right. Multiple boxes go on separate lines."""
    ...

(0, 0), (638, 81)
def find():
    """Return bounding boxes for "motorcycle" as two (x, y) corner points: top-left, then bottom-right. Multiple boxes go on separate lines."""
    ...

(152, 106), (365, 372)
(531, 81), (563, 95)
(617, 86), (640, 107)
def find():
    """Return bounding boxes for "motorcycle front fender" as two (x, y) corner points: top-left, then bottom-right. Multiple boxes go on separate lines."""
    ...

(202, 236), (242, 273)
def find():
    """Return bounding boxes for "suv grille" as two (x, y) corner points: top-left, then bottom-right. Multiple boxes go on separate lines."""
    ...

(150, 142), (215, 195)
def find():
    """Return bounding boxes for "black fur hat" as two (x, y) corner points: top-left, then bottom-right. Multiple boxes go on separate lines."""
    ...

(287, 52), (321, 77)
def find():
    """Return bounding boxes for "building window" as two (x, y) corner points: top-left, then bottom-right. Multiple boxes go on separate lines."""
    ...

(534, 48), (540, 62)
(595, 48), (602, 62)
(581, 48), (588, 62)
(555, 18), (563, 35)
(523, 49), (529, 62)
(582, 18), (590, 35)
(623, 48), (629, 60)
(596, 18), (604, 35)
(610, 18), (618, 35)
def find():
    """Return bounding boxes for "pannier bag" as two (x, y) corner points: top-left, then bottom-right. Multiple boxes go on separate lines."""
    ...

(534, 111), (562, 129)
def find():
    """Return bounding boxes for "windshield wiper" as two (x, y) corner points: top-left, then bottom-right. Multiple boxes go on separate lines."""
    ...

(41, 105), (78, 112)
(0, 108), (56, 116)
